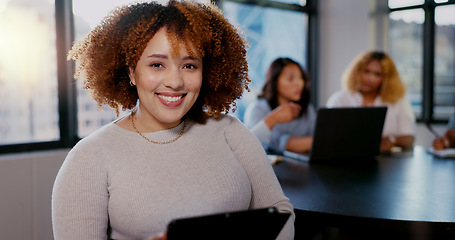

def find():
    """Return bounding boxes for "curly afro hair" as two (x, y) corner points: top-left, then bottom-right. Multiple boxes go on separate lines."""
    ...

(68, 0), (250, 123)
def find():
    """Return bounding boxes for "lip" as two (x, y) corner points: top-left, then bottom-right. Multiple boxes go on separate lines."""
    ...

(294, 91), (302, 98)
(362, 83), (374, 89)
(156, 93), (186, 107)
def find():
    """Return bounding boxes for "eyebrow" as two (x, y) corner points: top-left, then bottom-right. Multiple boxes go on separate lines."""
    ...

(147, 54), (200, 62)
(183, 56), (201, 62)
(147, 54), (168, 59)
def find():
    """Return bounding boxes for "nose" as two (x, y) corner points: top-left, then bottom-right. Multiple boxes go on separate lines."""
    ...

(163, 68), (184, 90)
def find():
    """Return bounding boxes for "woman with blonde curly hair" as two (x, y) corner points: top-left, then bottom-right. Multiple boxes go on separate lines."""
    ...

(52, 1), (294, 240)
(326, 51), (415, 152)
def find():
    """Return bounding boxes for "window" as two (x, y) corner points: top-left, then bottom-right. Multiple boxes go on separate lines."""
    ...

(434, 5), (455, 119)
(73, 0), (136, 138)
(388, 9), (424, 119)
(0, 0), (59, 145)
(389, 0), (424, 9)
(388, 0), (455, 122)
(275, 0), (306, 5)
(221, 0), (311, 121)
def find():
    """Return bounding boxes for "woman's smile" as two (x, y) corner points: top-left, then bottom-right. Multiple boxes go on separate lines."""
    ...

(156, 93), (187, 107)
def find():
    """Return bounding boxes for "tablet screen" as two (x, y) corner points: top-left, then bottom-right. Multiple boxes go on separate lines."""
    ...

(167, 207), (290, 240)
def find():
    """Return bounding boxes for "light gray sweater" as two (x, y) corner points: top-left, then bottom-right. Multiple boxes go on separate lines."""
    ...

(52, 114), (294, 240)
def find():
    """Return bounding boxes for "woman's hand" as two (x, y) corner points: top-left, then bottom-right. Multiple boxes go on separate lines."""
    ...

(264, 102), (301, 129)
(144, 232), (167, 240)
(433, 136), (450, 150)
(380, 136), (396, 153)
(380, 135), (414, 152)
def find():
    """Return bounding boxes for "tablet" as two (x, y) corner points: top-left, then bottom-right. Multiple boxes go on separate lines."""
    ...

(167, 207), (290, 240)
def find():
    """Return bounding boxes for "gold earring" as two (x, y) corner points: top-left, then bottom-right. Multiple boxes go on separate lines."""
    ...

(129, 81), (134, 87)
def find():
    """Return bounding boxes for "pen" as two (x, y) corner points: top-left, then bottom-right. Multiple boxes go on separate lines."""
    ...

(426, 122), (440, 138)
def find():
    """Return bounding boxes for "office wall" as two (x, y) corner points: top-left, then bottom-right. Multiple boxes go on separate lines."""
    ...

(318, 0), (371, 104)
(0, 149), (68, 240)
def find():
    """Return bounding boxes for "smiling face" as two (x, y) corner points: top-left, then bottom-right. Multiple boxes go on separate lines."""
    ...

(129, 27), (203, 131)
(359, 59), (383, 95)
(276, 63), (305, 105)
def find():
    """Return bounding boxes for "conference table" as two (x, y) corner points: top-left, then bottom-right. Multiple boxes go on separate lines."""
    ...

(272, 146), (455, 239)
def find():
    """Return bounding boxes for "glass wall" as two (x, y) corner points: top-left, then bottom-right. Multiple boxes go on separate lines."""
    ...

(388, 9), (424, 119)
(72, 0), (137, 137)
(388, 0), (424, 9)
(388, 0), (455, 122)
(222, 1), (308, 121)
(0, 0), (59, 144)
(275, 0), (306, 5)
(434, 5), (455, 119)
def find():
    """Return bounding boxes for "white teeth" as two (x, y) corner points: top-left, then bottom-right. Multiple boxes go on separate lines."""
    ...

(158, 95), (182, 102)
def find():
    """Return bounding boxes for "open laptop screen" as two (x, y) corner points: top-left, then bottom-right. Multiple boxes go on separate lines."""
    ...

(284, 107), (387, 162)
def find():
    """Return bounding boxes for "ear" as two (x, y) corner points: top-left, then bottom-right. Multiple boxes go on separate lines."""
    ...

(128, 66), (136, 85)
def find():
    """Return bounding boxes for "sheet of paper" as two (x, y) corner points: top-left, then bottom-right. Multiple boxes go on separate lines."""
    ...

(427, 147), (455, 158)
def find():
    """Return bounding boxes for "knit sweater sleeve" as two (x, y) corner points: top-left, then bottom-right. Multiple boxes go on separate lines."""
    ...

(243, 99), (273, 145)
(223, 115), (295, 240)
(52, 133), (110, 240)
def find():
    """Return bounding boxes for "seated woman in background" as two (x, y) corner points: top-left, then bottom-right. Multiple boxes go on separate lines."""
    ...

(326, 51), (415, 152)
(243, 57), (316, 154)
(433, 112), (455, 150)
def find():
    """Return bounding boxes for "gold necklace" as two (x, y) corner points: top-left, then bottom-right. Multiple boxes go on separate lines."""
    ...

(130, 110), (187, 144)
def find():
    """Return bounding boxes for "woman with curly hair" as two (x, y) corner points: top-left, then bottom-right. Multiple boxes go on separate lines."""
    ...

(243, 58), (316, 154)
(326, 51), (415, 152)
(51, 1), (294, 240)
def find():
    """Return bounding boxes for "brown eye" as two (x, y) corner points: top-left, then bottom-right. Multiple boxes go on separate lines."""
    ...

(150, 63), (163, 68)
(183, 64), (197, 69)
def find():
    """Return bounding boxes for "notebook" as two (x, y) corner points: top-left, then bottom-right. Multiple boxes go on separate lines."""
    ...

(283, 106), (387, 162)
(427, 147), (455, 158)
(167, 207), (290, 240)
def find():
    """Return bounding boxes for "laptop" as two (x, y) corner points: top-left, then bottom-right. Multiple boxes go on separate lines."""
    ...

(283, 106), (387, 162)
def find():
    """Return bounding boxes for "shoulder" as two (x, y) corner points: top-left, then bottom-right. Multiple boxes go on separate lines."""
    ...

(385, 97), (415, 120)
(69, 123), (121, 157)
(243, 99), (271, 124)
(202, 114), (257, 138)
(306, 104), (317, 116)
(326, 90), (354, 106)
(246, 98), (271, 111)
(207, 115), (266, 154)
(388, 96), (412, 110)
(331, 90), (354, 99)
(307, 103), (316, 112)
(204, 114), (245, 130)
